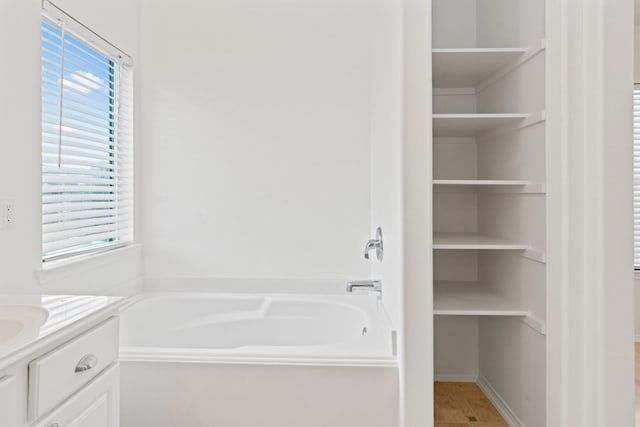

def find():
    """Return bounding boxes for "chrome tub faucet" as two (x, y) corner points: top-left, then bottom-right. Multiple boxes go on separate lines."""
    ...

(346, 280), (382, 295)
(364, 227), (384, 261)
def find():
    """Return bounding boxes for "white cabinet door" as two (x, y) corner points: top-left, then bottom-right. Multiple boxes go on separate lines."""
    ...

(0, 375), (18, 426)
(33, 363), (119, 427)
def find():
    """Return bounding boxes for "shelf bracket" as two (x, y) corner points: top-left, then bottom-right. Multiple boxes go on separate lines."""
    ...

(478, 110), (546, 141)
(476, 39), (546, 93)
(522, 315), (546, 335)
(523, 248), (546, 263)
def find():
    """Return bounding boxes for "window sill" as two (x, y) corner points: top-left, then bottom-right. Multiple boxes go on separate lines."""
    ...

(34, 243), (141, 286)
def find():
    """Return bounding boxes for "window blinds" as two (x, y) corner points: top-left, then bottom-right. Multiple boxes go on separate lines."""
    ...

(634, 87), (640, 268)
(41, 5), (133, 262)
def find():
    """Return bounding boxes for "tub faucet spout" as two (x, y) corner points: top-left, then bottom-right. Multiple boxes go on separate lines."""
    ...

(347, 280), (382, 295)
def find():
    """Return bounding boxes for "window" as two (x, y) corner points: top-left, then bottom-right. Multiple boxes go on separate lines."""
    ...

(41, 1), (133, 263)
(634, 86), (640, 269)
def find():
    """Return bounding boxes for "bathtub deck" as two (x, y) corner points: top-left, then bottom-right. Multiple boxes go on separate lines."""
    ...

(434, 382), (507, 426)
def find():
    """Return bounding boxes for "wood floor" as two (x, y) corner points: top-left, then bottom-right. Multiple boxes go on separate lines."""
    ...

(434, 382), (508, 427)
(436, 345), (640, 426)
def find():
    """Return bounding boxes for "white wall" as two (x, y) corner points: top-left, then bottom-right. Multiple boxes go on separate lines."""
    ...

(475, 1), (547, 423)
(139, 0), (373, 283)
(434, 316), (479, 380)
(401, 0), (434, 425)
(545, 0), (635, 424)
(369, 0), (403, 343)
(432, 0), (476, 48)
(478, 318), (545, 426)
(636, 25), (640, 340)
(635, 25), (640, 340)
(635, 26), (640, 84)
(367, 1), (404, 424)
(0, 0), (42, 294)
(0, 0), (141, 296)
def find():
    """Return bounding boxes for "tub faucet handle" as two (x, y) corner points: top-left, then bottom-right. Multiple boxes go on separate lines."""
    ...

(364, 227), (384, 261)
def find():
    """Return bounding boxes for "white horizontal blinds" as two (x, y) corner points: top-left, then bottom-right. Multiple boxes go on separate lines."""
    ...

(41, 11), (133, 262)
(114, 58), (134, 245)
(634, 87), (640, 268)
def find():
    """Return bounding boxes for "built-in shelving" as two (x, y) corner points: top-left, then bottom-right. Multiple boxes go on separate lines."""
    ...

(431, 1), (548, 419)
(432, 48), (528, 88)
(433, 232), (529, 250)
(432, 113), (530, 137)
(433, 281), (528, 316)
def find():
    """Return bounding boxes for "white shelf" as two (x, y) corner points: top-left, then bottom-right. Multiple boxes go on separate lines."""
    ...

(433, 180), (545, 194)
(433, 232), (529, 250)
(432, 48), (528, 88)
(434, 281), (529, 316)
(433, 179), (531, 186)
(432, 113), (530, 137)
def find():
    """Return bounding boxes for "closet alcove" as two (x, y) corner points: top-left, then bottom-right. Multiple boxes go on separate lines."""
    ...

(431, 1), (547, 424)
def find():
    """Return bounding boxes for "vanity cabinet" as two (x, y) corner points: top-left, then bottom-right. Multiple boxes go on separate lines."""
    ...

(0, 375), (19, 426)
(32, 363), (119, 427)
(0, 315), (121, 427)
(28, 318), (119, 421)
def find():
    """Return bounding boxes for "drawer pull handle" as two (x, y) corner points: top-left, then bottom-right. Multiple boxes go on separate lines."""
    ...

(75, 354), (98, 373)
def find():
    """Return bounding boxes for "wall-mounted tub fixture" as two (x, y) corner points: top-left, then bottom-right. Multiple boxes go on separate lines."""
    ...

(347, 280), (382, 296)
(364, 227), (384, 261)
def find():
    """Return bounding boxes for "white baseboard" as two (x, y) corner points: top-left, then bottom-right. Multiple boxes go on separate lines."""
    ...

(434, 372), (478, 382)
(634, 334), (640, 342)
(477, 375), (525, 427)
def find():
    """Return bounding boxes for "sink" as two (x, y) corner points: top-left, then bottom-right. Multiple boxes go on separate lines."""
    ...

(0, 305), (49, 352)
(0, 319), (24, 343)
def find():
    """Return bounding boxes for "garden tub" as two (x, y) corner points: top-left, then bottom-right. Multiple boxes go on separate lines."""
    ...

(119, 292), (398, 427)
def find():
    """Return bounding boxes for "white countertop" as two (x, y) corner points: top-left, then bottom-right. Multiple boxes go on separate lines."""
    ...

(0, 295), (126, 370)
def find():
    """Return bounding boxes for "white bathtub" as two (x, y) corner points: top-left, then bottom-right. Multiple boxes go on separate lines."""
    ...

(119, 292), (399, 427)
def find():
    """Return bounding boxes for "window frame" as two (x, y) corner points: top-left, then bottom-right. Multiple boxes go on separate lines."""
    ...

(41, 1), (134, 264)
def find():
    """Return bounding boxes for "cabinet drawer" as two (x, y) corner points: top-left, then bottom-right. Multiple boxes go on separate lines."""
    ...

(28, 317), (119, 420)
(33, 363), (120, 427)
